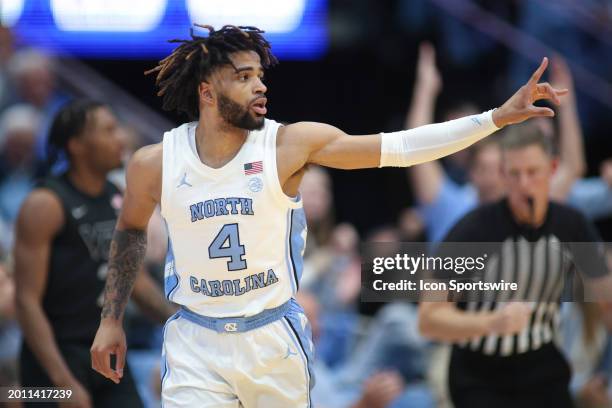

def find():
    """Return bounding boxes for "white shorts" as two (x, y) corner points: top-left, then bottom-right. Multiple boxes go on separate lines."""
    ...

(161, 299), (314, 408)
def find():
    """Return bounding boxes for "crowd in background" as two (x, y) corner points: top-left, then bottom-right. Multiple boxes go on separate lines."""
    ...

(1, 0), (612, 407)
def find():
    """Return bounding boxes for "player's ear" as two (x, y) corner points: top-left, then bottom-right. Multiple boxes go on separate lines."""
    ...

(67, 136), (84, 159)
(199, 82), (214, 106)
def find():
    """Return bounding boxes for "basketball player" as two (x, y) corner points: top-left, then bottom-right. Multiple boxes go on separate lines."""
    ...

(90, 25), (567, 407)
(14, 100), (175, 407)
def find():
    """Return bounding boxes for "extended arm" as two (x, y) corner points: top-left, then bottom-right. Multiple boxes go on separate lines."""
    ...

(281, 58), (567, 173)
(91, 143), (162, 383)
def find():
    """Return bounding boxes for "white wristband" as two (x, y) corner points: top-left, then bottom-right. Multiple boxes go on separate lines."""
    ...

(379, 109), (499, 168)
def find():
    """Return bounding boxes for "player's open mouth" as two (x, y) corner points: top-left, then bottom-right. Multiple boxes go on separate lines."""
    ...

(251, 98), (267, 115)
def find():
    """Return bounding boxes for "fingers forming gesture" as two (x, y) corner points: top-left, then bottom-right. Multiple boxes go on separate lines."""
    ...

(493, 57), (569, 128)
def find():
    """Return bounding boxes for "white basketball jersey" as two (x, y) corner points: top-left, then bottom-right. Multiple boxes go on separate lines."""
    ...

(160, 119), (306, 318)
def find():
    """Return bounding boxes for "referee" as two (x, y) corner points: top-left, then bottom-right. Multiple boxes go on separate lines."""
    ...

(14, 100), (174, 407)
(418, 124), (611, 408)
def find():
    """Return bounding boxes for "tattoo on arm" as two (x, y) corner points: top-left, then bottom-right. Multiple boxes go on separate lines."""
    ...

(101, 229), (147, 320)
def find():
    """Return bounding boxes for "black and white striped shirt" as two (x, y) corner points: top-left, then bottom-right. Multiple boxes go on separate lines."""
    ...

(441, 199), (607, 357)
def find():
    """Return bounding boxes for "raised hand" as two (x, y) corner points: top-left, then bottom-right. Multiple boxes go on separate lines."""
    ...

(492, 57), (569, 128)
(416, 42), (442, 96)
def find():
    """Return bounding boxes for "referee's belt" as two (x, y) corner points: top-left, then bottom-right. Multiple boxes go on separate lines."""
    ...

(178, 300), (291, 333)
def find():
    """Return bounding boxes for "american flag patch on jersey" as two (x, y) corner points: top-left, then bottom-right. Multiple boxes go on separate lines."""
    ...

(244, 161), (263, 175)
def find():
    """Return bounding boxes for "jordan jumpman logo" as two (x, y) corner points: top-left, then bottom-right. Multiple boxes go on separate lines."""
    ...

(177, 172), (192, 188)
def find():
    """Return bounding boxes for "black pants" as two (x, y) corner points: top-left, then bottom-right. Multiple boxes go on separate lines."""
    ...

(19, 342), (143, 408)
(449, 343), (574, 408)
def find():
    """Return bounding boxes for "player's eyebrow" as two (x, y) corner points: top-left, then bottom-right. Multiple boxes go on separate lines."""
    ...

(233, 65), (264, 73)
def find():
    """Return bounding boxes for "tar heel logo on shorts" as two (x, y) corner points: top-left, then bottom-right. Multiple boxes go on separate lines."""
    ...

(248, 177), (263, 192)
(224, 322), (238, 332)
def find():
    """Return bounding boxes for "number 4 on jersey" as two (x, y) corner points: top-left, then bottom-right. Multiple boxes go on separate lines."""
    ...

(208, 223), (247, 271)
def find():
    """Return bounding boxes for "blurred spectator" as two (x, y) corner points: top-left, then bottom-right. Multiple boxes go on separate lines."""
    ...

(366, 225), (402, 244)
(398, 207), (425, 241)
(300, 166), (355, 311)
(0, 27), (13, 64)
(397, 0), (513, 67)
(6, 48), (69, 162)
(0, 104), (42, 251)
(601, 160), (612, 189)
(0, 259), (20, 389)
(561, 302), (612, 408)
(7, 49), (59, 111)
(352, 371), (406, 408)
(0, 25), (15, 110)
(406, 44), (592, 244)
(300, 167), (364, 370)
(567, 159), (612, 221)
(510, 1), (612, 138)
(546, 57), (612, 220)
(339, 302), (431, 389)
(304, 222), (362, 368)
(330, 222), (360, 256)
(562, 247), (612, 408)
(405, 43), (503, 244)
(300, 291), (434, 408)
(301, 165), (335, 257)
(108, 124), (146, 190)
(306, 220), (434, 405)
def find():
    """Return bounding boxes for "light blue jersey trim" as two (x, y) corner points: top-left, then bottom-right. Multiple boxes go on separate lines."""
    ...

(284, 209), (298, 293)
(163, 233), (180, 301)
(289, 208), (307, 288)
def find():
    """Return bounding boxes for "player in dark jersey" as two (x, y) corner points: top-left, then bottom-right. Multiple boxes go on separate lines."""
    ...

(14, 100), (175, 408)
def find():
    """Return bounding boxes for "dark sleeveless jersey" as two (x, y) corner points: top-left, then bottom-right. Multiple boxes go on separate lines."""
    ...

(40, 174), (122, 344)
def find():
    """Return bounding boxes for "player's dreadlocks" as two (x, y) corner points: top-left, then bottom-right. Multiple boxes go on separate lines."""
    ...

(145, 24), (278, 120)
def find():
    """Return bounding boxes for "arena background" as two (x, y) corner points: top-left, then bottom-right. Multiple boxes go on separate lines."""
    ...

(3, 0), (611, 236)
(83, 0), (612, 237)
